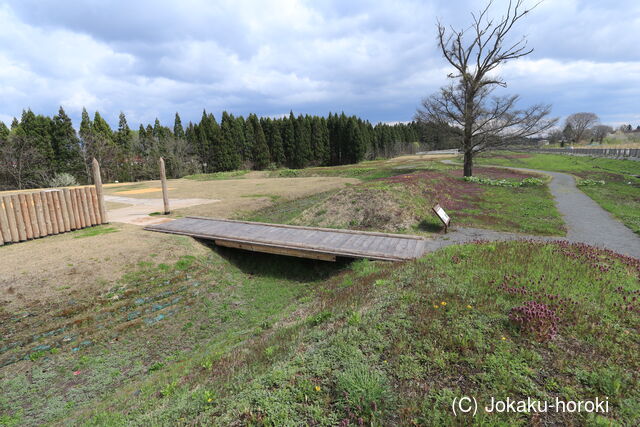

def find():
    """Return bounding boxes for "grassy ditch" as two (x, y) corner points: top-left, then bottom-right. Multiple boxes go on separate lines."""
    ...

(53, 240), (640, 426)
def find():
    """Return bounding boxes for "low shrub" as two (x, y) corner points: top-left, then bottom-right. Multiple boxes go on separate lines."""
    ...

(463, 175), (544, 187)
(48, 173), (78, 187)
(577, 179), (605, 186)
(276, 169), (300, 177)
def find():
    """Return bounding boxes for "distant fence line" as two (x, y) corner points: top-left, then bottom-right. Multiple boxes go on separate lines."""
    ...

(506, 147), (640, 160)
(0, 159), (107, 246)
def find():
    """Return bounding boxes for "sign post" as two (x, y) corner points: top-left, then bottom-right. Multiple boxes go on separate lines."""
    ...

(432, 203), (451, 233)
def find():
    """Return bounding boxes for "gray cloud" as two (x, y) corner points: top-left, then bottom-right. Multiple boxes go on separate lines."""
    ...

(0, 0), (638, 129)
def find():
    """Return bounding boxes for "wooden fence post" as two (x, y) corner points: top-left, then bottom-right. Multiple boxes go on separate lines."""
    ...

(84, 187), (96, 225)
(41, 191), (54, 235)
(18, 194), (34, 239)
(63, 189), (77, 230)
(4, 196), (20, 242)
(59, 190), (71, 232)
(159, 157), (170, 215)
(90, 187), (102, 224)
(0, 196), (12, 243)
(79, 188), (91, 227)
(33, 193), (47, 237)
(11, 195), (27, 241)
(93, 158), (108, 223)
(52, 191), (65, 232)
(46, 192), (59, 235)
(73, 189), (86, 228)
(26, 193), (40, 238)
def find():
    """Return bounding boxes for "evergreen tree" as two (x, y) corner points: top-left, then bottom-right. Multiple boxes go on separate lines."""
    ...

(92, 112), (113, 141)
(173, 113), (185, 139)
(0, 121), (8, 141)
(346, 117), (366, 164)
(138, 124), (147, 152)
(231, 115), (246, 164)
(243, 116), (255, 163)
(290, 114), (311, 168)
(251, 117), (270, 170)
(79, 108), (93, 143)
(282, 112), (296, 167)
(219, 111), (241, 171)
(310, 116), (325, 165)
(319, 117), (330, 165)
(115, 112), (132, 152)
(51, 106), (83, 176)
(269, 120), (285, 166)
(20, 109), (55, 166)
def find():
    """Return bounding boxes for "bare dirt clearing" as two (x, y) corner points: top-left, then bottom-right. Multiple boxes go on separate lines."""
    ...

(103, 176), (360, 219)
(0, 224), (209, 312)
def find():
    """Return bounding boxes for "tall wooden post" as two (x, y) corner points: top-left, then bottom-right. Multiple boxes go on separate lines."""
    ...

(92, 158), (108, 223)
(159, 157), (170, 215)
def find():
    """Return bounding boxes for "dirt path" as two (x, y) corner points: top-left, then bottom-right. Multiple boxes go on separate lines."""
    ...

(105, 195), (216, 226)
(439, 161), (640, 258)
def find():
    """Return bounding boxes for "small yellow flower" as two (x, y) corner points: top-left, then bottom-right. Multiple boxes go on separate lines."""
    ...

(501, 336), (506, 341)
(467, 305), (472, 309)
(433, 304), (439, 309)
(440, 301), (447, 306)
(208, 398), (213, 403)
(315, 385), (321, 392)
(383, 360), (388, 364)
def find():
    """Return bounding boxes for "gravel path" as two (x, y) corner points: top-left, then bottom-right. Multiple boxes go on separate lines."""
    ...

(438, 161), (640, 259)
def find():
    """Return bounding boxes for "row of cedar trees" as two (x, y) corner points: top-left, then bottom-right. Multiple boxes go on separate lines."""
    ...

(0, 107), (428, 190)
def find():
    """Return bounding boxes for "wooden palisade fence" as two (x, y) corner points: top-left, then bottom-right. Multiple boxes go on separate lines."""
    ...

(0, 159), (108, 246)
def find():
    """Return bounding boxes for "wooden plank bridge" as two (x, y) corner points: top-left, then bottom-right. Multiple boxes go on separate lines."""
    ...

(145, 217), (427, 262)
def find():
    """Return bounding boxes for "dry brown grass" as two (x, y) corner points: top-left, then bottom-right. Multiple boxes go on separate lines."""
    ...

(292, 186), (418, 232)
(104, 176), (360, 218)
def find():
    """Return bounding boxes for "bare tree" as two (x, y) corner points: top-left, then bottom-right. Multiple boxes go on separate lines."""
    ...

(591, 125), (612, 143)
(564, 113), (599, 143)
(547, 128), (564, 145)
(415, 0), (556, 176)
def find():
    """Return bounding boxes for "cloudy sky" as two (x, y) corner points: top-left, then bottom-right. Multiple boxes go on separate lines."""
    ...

(0, 0), (638, 129)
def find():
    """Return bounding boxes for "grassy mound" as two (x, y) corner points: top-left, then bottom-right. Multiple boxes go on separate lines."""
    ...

(291, 186), (419, 232)
(257, 165), (564, 235)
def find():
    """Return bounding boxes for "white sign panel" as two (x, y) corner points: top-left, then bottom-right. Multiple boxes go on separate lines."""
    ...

(432, 203), (450, 227)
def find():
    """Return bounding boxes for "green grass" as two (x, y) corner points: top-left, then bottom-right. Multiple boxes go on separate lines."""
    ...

(183, 170), (250, 181)
(476, 152), (640, 233)
(48, 240), (639, 426)
(72, 225), (119, 238)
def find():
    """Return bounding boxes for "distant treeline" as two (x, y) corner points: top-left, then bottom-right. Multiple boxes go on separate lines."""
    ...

(0, 107), (459, 190)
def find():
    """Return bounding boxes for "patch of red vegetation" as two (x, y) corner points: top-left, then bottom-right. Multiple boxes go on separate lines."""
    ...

(452, 167), (536, 180)
(381, 170), (484, 211)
